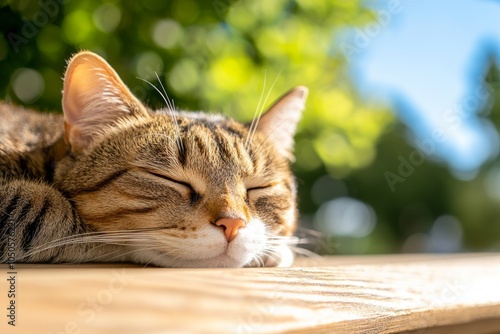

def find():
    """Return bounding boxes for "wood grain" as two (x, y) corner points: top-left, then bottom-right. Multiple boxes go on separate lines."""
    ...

(1, 254), (500, 334)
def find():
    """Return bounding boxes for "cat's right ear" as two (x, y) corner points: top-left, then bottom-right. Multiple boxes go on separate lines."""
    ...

(62, 51), (149, 153)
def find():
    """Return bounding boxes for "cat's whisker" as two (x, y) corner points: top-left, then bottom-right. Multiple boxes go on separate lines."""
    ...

(246, 70), (282, 149)
(260, 233), (324, 265)
(265, 241), (300, 247)
(67, 242), (143, 264)
(142, 250), (171, 268)
(249, 253), (265, 268)
(296, 227), (326, 239)
(137, 77), (167, 104)
(258, 248), (281, 267)
(257, 256), (265, 268)
(292, 228), (338, 255)
(23, 228), (171, 259)
(171, 98), (176, 112)
(289, 245), (322, 258)
(267, 235), (321, 246)
(89, 245), (161, 264)
(30, 227), (167, 248)
(246, 71), (267, 148)
(75, 242), (112, 263)
(267, 235), (300, 241)
(154, 72), (184, 152)
(24, 237), (93, 258)
(293, 238), (327, 245)
(27, 238), (164, 263)
(136, 76), (182, 152)
(154, 72), (175, 113)
(266, 235), (300, 245)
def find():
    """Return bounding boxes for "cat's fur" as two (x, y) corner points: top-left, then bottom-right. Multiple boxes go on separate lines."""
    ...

(0, 51), (307, 268)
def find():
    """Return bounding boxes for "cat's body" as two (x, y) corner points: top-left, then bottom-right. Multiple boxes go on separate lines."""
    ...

(0, 52), (307, 268)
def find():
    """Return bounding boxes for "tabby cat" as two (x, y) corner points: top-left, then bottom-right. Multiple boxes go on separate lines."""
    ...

(0, 51), (307, 268)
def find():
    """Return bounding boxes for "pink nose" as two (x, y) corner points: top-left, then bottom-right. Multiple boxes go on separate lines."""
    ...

(215, 218), (246, 242)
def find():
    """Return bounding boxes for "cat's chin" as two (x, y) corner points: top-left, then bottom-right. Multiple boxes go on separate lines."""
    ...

(168, 254), (252, 268)
(128, 250), (254, 268)
(244, 244), (295, 268)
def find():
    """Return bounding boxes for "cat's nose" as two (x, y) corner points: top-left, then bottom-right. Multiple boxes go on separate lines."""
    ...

(214, 218), (246, 242)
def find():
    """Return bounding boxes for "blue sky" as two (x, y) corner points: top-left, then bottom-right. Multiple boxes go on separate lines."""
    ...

(345, 0), (500, 177)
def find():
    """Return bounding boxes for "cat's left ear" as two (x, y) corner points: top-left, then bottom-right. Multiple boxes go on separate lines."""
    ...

(256, 86), (308, 160)
(62, 51), (149, 153)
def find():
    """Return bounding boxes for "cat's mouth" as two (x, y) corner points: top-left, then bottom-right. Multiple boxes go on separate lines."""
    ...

(177, 238), (260, 268)
(131, 222), (267, 268)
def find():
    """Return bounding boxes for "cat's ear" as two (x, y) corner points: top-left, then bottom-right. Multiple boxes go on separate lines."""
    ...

(256, 86), (308, 160)
(62, 51), (148, 152)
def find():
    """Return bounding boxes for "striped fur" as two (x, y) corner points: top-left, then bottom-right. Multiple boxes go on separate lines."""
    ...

(0, 51), (307, 268)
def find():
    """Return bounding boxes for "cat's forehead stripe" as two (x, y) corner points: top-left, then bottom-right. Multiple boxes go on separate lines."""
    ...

(177, 138), (188, 167)
(193, 136), (207, 156)
(212, 130), (231, 163)
(174, 117), (255, 173)
(218, 123), (245, 139)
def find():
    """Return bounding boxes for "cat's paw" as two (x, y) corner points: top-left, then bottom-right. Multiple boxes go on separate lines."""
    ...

(247, 245), (294, 268)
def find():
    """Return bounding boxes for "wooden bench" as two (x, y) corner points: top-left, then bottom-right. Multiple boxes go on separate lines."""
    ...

(1, 253), (500, 333)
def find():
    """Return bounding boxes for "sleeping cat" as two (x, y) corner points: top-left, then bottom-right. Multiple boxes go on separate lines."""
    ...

(0, 51), (308, 268)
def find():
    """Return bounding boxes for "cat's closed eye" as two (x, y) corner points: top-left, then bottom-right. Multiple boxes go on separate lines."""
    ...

(246, 184), (273, 195)
(247, 185), (273, 192)
(146, 170), (194, 190)
(141, 170), (202, 203)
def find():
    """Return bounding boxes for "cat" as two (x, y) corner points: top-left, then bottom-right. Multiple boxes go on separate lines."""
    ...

(0, 51), (308, 268)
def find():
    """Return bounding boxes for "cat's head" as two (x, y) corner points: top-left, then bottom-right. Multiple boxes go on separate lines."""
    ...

(54, 51), (307, 268)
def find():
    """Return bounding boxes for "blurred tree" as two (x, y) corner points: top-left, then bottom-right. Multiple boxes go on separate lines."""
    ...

(315, 59), (500, 255)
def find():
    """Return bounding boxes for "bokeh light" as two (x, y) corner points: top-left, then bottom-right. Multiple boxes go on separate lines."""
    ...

(168, 58), (200, 94)
(315, 197), (376, 238)
(428, 215), (463, 252)
(152, 19), (183, 50)
(62, 10), (93, 44)
(93, 3), (122, 33)
(135, 51), (164, 81)
(11, 68), (44, 103)
(484, 165), (500, 201)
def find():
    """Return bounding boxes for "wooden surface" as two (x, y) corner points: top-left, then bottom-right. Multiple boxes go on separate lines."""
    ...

(1, 254), (500, 334)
